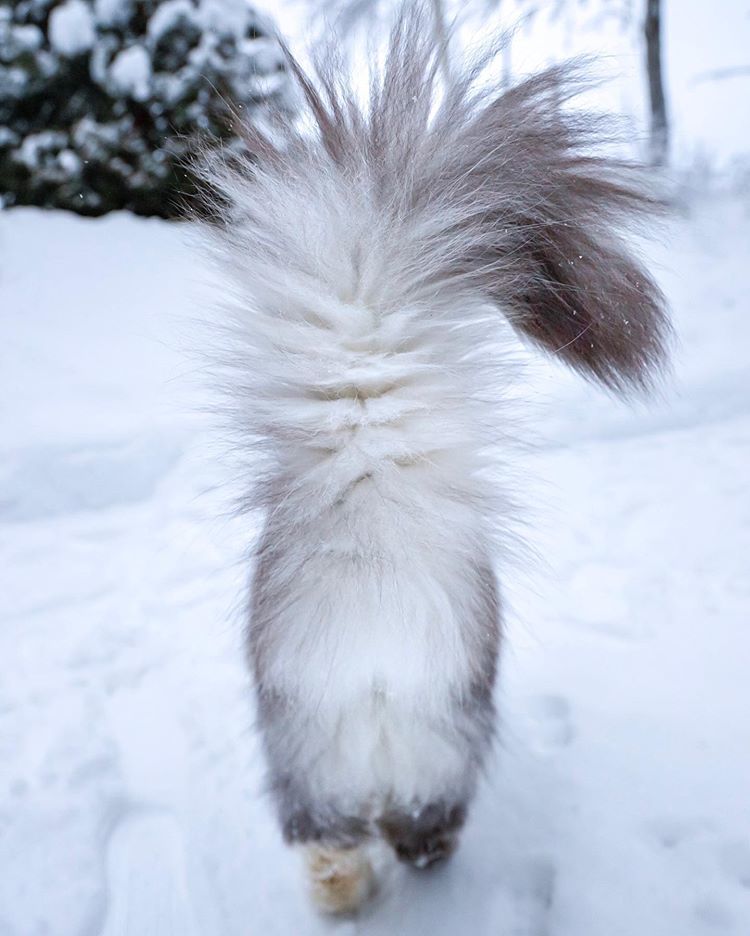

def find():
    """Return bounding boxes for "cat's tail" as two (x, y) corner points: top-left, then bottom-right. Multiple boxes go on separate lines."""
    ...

(195, 3), (670, 528)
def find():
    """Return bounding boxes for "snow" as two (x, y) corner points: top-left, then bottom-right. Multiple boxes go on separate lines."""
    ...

(94, 0), (133, 28)
(146, 0), (197, 42)
(48, 0), (96, 57)
(16, 131), (69, 170)
(8, 23), (44, 52)
(109, 45), (152, 101)
(1, 193), (748, 934)
(58, 148), (82, 174)
(200, 0), (275, 37)
(146, 0), (274, 43)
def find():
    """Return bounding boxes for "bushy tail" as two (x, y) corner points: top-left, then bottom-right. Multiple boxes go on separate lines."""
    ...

(197, 5), (670, 524)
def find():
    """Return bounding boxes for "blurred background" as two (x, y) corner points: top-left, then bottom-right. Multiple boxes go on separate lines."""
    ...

(1, 3), (749, 936)
(2, 0), (749, 217)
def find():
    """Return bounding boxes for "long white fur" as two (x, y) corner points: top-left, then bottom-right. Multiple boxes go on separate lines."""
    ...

(204, 151), (511, 816)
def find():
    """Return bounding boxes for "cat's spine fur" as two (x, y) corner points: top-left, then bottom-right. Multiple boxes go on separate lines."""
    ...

(198, 3), (669, 906)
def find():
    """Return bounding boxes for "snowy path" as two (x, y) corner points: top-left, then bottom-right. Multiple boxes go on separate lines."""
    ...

(1, 200), (749, 936)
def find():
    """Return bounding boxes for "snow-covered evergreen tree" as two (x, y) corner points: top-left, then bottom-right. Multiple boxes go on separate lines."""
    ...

(0, 0), (295, 216)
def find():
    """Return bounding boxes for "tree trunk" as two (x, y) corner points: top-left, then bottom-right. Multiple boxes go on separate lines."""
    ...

(430, 0), (452, 82)
(644, 0), (669, 166)
(501, 33), (512, 90)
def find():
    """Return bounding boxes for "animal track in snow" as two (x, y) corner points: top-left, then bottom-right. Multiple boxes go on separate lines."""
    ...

(99, 810), (209, 936)
(563, 563), (650, 640)
(647, 818), (750, 931)
(649, 819), (750, 889)
(693, 896), (735, 929)
(486, 856), (558, 936)
(648, 816), (710, 850)
(525, 695), (575, 754)
(718, 840), (750, 890)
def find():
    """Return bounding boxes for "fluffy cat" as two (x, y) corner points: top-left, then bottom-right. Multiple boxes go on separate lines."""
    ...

(198, 5), (669, 913)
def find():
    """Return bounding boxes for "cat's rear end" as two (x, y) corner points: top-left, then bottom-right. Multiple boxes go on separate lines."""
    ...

(199, 7), (669, 913)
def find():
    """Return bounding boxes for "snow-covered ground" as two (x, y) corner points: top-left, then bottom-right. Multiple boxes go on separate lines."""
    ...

(1, 195), (749, 936)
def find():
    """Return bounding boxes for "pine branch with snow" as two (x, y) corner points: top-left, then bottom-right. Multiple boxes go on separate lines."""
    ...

(0, 0), (296, 217)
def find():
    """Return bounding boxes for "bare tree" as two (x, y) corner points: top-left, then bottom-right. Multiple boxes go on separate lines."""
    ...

(429, 0), (452, 80)
(306, 0), (671, 165)
(553, 0), (671, 166)
(486, 0), (671, 166)
(643, 0), (669, 166)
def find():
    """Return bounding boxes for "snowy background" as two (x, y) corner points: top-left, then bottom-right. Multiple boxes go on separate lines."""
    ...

(1, 2), (750, 935)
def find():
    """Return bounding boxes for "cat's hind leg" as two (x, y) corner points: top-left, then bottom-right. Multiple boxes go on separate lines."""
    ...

(302, 843), (375, 914)
(378, 800), (467, 869)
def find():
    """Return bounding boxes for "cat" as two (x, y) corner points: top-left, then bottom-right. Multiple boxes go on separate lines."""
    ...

(198, 4), (669, 913)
